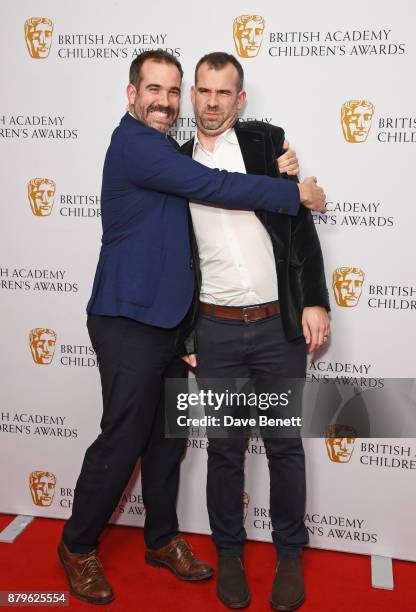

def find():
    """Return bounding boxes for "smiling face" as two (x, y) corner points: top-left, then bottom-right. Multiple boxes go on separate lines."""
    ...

(127, 59), (181, 134)
(191, 62), (246, 138)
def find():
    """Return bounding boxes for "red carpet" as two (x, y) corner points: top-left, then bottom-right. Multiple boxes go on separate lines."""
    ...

(0, 513), (414, 611)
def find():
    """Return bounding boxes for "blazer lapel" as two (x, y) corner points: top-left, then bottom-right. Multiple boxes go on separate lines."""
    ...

(234, 123), (268, 175)
(181, 137), (194, 157)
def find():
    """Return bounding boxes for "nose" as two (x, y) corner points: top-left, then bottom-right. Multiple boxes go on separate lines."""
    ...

(41, 192), (48, 203)
(248, 29), (256, 43)
(340, 438), (348, 451)
(357, 115), (365, 129)
(346, 282), (355, 296)
(158, 90), (169, 107)
(207, 92), (218, 108)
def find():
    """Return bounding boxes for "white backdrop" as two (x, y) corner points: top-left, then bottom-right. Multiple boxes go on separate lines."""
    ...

(1, 0), (415, 561)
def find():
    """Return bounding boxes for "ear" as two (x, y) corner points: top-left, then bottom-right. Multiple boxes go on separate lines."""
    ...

(190, 85), (196, 107)
(126, 83), (137, 106)
(237, 89), (247, 112)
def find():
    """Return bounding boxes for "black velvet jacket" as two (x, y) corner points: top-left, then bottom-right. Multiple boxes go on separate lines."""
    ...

(180, 120), (330, 348)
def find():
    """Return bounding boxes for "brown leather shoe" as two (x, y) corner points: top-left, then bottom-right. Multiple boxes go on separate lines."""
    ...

(270, 556), (304, 611)
(217, 556), (251, 609)
(58, 541), (114, 605)
(145, 535), (213, 581)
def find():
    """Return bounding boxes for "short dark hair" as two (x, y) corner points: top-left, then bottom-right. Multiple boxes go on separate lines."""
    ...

(129, 50), (184, 88)
(194, 52), (244, 91)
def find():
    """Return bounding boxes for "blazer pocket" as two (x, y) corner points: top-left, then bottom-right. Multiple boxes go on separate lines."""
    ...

(117, 242), (164, 307)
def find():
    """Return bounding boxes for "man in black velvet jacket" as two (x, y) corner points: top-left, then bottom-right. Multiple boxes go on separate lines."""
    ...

(181, 52), (330, 611)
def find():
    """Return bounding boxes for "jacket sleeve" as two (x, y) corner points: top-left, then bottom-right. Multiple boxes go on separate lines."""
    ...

(291, 207), (330, 310)
(269, 124), (330, 310)
(122, 128), (300, 216)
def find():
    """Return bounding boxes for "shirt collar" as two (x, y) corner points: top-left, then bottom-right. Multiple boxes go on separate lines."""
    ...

(193, 127), (238, 155)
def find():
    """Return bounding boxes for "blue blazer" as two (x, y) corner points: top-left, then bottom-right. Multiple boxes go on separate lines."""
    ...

(87, 113), (300, 328)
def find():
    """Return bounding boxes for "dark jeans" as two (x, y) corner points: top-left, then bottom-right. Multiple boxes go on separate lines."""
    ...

(62, 314), (187, 553)
(196, 312), (309, 559)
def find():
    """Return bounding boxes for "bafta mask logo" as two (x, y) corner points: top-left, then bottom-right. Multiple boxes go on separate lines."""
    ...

(332, 267), (365, 308)
(341, 100), (375, 143)
(233, 15), (265, 58)
(29, 470), (56, 506)
(325, 424), (356, 463)
(243, 492), (250, 524)
(29, 328), (57, 365)
(28, 178), (56, 217)
(24, 18), (54, 59)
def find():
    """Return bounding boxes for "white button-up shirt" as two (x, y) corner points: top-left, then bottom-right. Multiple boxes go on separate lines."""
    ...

(189, 128), (278, 306)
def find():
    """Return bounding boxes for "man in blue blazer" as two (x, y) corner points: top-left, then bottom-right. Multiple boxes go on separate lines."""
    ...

(58, 50), (326, 605)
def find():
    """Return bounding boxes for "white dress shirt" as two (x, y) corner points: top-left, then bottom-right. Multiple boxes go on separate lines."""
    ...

(189, 128), (278, 306)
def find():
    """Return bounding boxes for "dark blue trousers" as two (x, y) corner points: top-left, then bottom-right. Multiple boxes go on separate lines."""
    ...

(196, 312), (309, 559)
(63, 315), (187, 553)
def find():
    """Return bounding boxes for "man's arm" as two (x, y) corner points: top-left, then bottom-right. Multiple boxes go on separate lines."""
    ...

(292, 208), (331, 351)
(122, 128), (326, 215)
(270, 125), (331, 352)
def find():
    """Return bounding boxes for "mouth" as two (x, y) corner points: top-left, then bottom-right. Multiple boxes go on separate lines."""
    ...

(147, 107), (173, 123)
(150, 111), (170, 121)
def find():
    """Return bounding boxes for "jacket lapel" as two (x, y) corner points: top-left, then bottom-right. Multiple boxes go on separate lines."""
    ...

(234, 123), (268, 175)
(180, 137), (194, 157)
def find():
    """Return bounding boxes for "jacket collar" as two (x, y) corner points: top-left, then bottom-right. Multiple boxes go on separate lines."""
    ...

(181, 121), (267, 175)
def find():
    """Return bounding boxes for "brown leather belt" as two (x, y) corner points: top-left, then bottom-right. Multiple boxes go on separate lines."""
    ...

(199, 301), (280, 323)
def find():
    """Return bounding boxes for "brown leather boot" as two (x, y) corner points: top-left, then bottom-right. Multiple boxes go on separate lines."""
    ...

(58, 541), (114, 605)
(145, 535), (213, 581)
(270, 556), (304, 611)
(217, 556), (251, 609)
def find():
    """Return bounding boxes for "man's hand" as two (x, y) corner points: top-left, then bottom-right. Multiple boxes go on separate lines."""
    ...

(277, 140), (299, 176)
(181, 353), (197, 368)
(298, 177), (326, 214)
(302, 306), (330, 353)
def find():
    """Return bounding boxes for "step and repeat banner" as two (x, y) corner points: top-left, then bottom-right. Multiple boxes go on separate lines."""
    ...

(1, 0), (415, 561)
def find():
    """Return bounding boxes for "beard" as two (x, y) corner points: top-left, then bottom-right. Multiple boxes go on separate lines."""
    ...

(137, 103), (177, 134)
(196, 106), (238, 136)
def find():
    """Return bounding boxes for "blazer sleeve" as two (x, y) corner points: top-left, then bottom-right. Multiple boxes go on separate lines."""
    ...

(291, 207), (330, 310)
(269, 124), (330, 310)
(121, 128), (300, 216)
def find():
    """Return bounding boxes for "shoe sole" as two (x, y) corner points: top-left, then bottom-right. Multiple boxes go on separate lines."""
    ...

(145, 556), (213, 581)
(57, 545), (115, 605)
(270, 594), (305, 611)
(217, 589), (251, 609)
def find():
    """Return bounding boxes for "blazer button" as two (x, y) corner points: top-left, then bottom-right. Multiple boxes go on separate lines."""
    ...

(190, 258), (194, 269)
